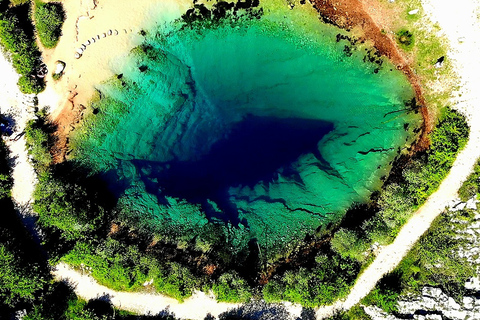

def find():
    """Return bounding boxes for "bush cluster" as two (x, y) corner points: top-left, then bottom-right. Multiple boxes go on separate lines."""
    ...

(0, 136), (13, 199)
(34, 0), (65, 48)
(0, 1), (45, 93)
(396, 29), (414, 50)
(262, 251), (360, 307)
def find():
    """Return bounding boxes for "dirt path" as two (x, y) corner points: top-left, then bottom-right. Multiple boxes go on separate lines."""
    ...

(316, 0), (480, 317)
(54, 263), (275, 319)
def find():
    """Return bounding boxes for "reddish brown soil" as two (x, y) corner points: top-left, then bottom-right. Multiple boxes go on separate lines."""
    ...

(51, 88), (86, 163)
(311, 0), (432, 149)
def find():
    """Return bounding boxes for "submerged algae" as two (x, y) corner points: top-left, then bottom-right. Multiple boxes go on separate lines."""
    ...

(72, 1), (422, 257)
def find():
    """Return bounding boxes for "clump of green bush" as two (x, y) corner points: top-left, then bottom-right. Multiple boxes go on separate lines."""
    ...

(262, 251), (360, 307)
(34, 0), (65, 48)
(0, 1), (45, 93)
(62, 239), (202, 301)
(458, 159), (480, 201)
(397, 29), (414, 50)
(0, 137), (13, 199)
(25, 109), (53, 171)
(211, 272), (252, 303)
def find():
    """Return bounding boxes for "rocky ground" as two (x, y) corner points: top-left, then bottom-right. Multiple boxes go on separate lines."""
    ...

(364, 198), (480, 320)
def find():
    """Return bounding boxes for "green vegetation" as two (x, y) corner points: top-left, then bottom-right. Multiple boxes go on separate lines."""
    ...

(11, 0), (469, 311)
(0, 0), (45, 93)
(0, 111), (185, 320)
(363, 207), (477, 312)
(34, 0), (65, 48)
(211, 272), (252, 303)
(324, 306), (373, 320)
(459, 159), (480, 201)
(62, 240), (201, 301)
(52, 71), (62, 80)
(363, 160), (480, 313)
(262, 252), (360, 307)
(0, 118), (50, 316)
(25, 108), (53, 171)
(396, 29), (414, 50)
(0, 135), (13, 198)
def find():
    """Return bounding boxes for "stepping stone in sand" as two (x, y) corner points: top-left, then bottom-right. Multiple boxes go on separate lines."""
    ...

(74, 52), (82, 59)
(107, 30), (113, 36)
(54, 60), (66, 74)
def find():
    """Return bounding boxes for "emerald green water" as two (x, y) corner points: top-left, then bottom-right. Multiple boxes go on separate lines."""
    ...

(73, 2), (422, 256)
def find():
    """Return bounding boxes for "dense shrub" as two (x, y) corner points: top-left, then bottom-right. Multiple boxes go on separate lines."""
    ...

(0, 122), (50, 314)
(458, 159), (480, 201)
(24, 110), (53, 171)
(0, 137), (13, 199)
(212, 272), (252, 303)
(34, 171), (107, 240)
(34, 1), (65, 48)
(0, 243), (47, 308)
(396, 29), (414, 50)
(62, 239), (201, 301)
(263, 251), (360, 307)
(0, 3), (45, 93)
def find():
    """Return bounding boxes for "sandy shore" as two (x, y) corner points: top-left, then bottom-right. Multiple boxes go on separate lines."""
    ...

(37, 0), (190, 161)
(38, 0), (191, 115)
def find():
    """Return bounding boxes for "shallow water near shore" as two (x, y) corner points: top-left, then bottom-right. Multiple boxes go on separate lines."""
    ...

(73, 1), (422, 256)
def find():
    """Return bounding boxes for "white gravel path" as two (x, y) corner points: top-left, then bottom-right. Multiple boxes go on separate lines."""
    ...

(0, 53), (37, 209)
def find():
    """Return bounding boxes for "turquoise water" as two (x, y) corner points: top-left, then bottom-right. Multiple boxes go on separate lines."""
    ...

(73, 2), (422, 257)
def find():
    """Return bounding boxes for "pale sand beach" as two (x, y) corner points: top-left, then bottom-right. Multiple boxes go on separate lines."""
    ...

(37, 0), (190, 119)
